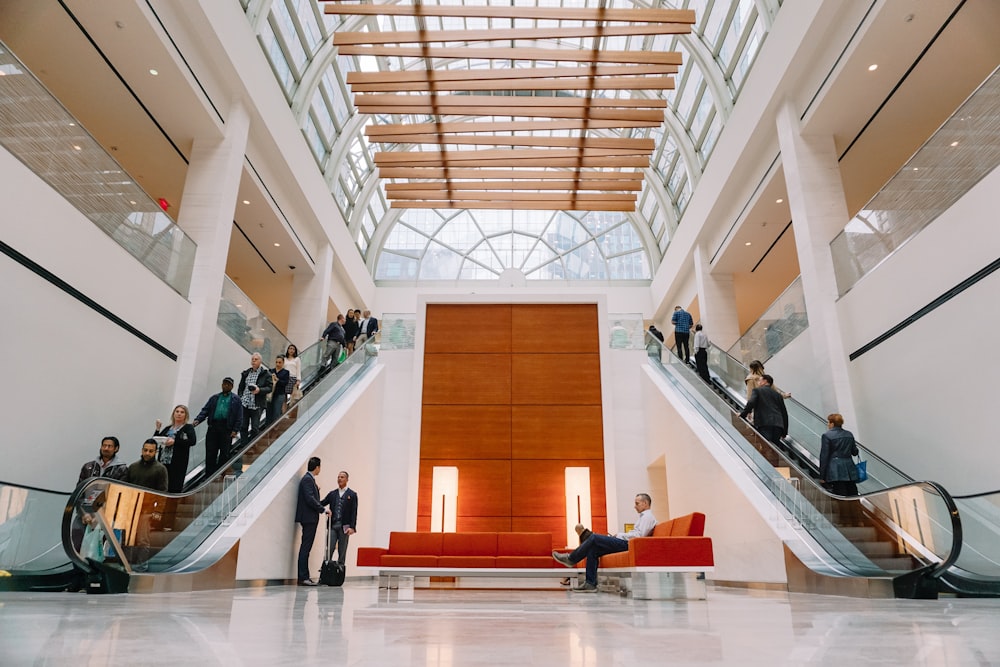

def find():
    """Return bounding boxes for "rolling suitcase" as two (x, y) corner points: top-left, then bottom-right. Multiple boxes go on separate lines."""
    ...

(319, 523), (346, 587)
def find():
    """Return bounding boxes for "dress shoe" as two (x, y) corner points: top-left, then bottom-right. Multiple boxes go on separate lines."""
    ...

(298, 578), (318, 586)
(551, 551), (575, 567)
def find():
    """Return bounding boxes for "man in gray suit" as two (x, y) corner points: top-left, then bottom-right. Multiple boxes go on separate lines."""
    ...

(739, 374), (788, 447)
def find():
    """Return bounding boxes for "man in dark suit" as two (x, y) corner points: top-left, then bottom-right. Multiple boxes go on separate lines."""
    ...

(322, 471), (358, 567)
(295, 456), (329, 586)
(356, 310), (379, 348)
(739, 374), (789, 447)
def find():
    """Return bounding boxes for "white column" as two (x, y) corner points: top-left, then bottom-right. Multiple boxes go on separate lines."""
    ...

(286, 243), (334, 350)
(775, 101), (857, 425)
(692, 243), (741, 350)
(172, 102), (250, 407)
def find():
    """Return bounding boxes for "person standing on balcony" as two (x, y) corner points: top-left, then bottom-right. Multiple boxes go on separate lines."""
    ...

(693, 323), (711, 383)
(671, 305), (694, 363)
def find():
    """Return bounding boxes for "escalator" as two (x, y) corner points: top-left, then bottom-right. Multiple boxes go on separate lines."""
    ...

(645, 335), (962, 598)
(1, 337), (378, 593)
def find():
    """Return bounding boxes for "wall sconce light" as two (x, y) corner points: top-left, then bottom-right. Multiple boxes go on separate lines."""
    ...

(431, 466), (458, 533)
(564, 467), (592, 547)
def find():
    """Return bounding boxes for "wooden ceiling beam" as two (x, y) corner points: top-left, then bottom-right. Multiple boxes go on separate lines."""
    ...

(377, 167), (645, 180)
(350, 76), (674, 93)
(333, 24), (691, 46)
(322, 4), (696, 24)
(374, 148), (651, 165)
(336, 45), (683, 65)
(385, 180), (643, 192)
(347, 64), (677, 85)
(390, 200), (637, 211)
(375, 156), (650, 168)
(371, 135), (655, 149)
(354, 94), (666, 109)
(356, 106), (665, 122)
(366, 120), (659, 137)
(387, 191), (636, 202)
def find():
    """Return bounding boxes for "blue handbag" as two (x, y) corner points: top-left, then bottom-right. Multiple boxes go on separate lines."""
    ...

(855, 458), (868, 483)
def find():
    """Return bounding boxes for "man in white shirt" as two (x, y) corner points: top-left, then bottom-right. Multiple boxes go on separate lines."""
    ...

(552, 493), (657, 592)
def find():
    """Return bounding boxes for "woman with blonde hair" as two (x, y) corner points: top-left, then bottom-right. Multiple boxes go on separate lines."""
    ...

(745, 360), (791, 401)
(154, 405), (197, 493)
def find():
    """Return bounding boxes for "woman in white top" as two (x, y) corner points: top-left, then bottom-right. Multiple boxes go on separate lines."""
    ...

(284, 344), (302, 404)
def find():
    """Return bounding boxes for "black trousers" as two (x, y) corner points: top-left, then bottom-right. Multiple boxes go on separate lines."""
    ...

(695, 348), (710, 382)
(205, 426), (231, 475)
(675, 331), (690, 362)
(758, 424), (785, 448)
(297, 521), (318, 582)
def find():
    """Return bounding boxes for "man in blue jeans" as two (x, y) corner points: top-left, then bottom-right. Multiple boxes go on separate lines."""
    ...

(552, 493), (657, 592)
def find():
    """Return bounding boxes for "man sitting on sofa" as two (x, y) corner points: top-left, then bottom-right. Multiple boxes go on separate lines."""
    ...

(552, 493), (656, 593)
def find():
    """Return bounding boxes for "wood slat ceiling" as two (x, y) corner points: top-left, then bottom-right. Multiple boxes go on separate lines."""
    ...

(324, 1), (693, 211)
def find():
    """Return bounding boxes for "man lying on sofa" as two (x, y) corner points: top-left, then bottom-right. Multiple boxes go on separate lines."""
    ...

(552, 493), (656, 593)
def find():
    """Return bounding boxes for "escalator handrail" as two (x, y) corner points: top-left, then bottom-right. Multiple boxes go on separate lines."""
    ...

(60, 336), (379, 573)
(650, 333), (917, 485)
(645, 332), (963, 581)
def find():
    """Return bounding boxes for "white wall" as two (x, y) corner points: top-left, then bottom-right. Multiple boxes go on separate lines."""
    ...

(235, 368), (385, 580)
(759, 327), (830, 417)
(0, 146), (189, 488)
(641, 370), (789, 584)
(837, 165), (1000, 492)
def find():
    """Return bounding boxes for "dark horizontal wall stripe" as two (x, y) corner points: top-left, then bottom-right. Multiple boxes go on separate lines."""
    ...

(850, 255), (1000, 361)
(1, 240), (178, 361)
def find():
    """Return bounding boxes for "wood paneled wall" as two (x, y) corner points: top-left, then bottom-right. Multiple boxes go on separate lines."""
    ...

(419, 304), (606, 546)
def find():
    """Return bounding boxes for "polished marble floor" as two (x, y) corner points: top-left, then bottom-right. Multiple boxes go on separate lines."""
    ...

(2, 581), (1000, 666)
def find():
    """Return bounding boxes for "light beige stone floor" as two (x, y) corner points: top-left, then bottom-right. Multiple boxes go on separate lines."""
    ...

(1, 581), (998, 665)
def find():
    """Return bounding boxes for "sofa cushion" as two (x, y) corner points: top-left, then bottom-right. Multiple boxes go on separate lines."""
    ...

(442, 532), (498, 557)
(438, 556), (497, 568)
(357, 547), (388, 567)
(381, 555), (440, 567)
(497, 532), (551, 557)
(388, 531), (444, 556)
(651, 521), (674, 538)
(599, 550), (633, 568)
(630, 537), (714, 567)
(669, 512), (706, 537)
(496, 556), (565, 568)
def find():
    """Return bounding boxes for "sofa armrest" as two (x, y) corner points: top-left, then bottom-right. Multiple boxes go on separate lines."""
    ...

(629, 537), (714, 567)
(357, 547), (388, 567)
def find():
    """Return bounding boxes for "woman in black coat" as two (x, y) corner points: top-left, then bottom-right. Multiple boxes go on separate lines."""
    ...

(154, 404), (197, 493)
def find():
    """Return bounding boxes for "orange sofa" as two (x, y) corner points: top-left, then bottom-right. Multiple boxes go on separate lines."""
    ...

(598, 512), (714, 570)
(357, 531), (560, 569)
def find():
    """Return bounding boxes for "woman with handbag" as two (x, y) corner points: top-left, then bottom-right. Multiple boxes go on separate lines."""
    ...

(819, 412), (863, 525)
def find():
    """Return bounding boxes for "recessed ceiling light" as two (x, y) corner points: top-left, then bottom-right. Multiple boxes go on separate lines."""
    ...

(68, 122), (76, 127)
(242, 200), (250, 205)
(149, 68), (159, 76)
(912, 167), (919, 171)
(273, 242), (281, 247)
(72, 145), (81, 151)
(129, 200), (136, 205)
(950, 141), (959, 147)
(745, 242), (752, 246)
(868, 64), (878, 72)
(775, 198), (783, 204)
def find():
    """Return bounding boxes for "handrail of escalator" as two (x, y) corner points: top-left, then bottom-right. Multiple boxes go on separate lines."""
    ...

(60, 336), (379, 574)
(650, 332), (917, 485)
(644, 332), (963, 581)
